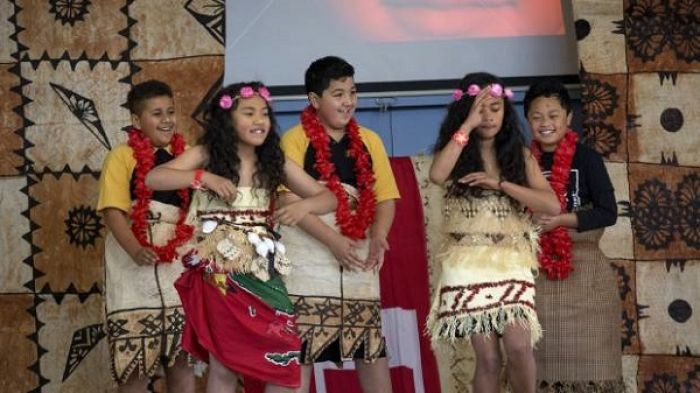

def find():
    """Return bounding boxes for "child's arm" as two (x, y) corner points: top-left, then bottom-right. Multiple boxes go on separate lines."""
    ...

(275, 160), (367, 270)
(429, 137), (466, 185)
(430, 89), (492, 185)
(145, 146), (237, 201)
(505, 150), (561, 214)
(537, 148), (617, 232)
(103, 208), (158, 265)
(365, 199), (395, 270)
(278, 192), (366, 271)
(272, 159), (337, 225)
(460, 149), (559, 214)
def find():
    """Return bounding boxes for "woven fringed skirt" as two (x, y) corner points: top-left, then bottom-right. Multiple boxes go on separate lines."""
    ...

(426, 192), (542, 347)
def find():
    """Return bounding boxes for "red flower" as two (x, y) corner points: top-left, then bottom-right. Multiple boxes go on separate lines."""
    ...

(128, 129), (193, 263)
(301, 106), (376, 240)
(531, 130), (577, 280)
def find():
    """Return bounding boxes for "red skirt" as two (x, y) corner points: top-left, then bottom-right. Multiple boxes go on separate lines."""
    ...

(175, 268), (301, 388)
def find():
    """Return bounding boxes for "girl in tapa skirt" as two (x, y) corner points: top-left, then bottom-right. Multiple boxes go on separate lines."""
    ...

(145, 82), (337, 392)
(427, 72), (560, 393)
(524, 79), (624, 392)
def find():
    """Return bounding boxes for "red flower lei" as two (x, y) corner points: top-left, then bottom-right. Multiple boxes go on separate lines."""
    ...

(301, 106), (376, 240)
(531, 130), (578, 280)
(128, 129), (193, 263)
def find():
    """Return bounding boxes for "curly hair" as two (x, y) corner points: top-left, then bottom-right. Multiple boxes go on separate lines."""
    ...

(199, 82), (285, 196)
(433, 72), (527, 198)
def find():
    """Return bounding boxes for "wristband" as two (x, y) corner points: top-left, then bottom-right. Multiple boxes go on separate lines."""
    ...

(191, 169), (205, 189)
(452, 130), (469, 146)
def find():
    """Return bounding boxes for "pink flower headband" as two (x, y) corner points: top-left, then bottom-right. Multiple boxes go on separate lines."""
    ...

(219, 86), (272, 109)
(452, 84), (513, 101)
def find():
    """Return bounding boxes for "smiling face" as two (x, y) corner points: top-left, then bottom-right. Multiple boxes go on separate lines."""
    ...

(310, 76), (357, 133)
(527, 95), (572, 152)
(132, 95), (176, 148)
(231, 95), (271, 148)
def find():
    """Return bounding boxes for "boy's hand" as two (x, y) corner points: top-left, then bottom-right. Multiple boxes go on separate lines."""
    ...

(202, 172), (237, 202)
(534, 214), (561, 232)
(365, 235), (389, 271)
(329, 234), (365, 272)
(131, 247), (158, 266)
(273, 199), (311, 226)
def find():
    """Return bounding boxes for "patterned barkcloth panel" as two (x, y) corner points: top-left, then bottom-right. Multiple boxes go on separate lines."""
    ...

(571, 1), (700, 392)
(0, 1), (224, 391)
(2, 0), (700, 391)
(281, 209), (386, 364)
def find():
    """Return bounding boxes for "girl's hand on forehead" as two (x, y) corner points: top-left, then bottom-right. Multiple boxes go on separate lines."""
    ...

(460, 87), (492, 133)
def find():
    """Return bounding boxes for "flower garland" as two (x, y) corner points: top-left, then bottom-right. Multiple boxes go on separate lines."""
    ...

(300, 106), (376, 240)
(128, 129), (193, 263)
(531, 130), (578, 280)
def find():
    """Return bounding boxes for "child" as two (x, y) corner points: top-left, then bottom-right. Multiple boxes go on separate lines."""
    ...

(145, 82), (337, 393)
(97, 80), (194, 392)
(426, 72), (559, 393)
(277, 56), (399, 392)
(524, 79), (623, 392)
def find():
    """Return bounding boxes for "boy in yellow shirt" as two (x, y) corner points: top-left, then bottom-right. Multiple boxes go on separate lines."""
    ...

(279, 56), (399, 392)
(97, 80), (194, 392)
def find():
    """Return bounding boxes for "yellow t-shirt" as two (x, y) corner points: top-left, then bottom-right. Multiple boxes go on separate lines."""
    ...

(97, 144), (137, 213)
(281, 124), (400, 203)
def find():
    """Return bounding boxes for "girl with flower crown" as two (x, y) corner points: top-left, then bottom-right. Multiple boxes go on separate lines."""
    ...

(145, 82), (337, 392)
(524, 79), (623, 392)
(427, 72), (560, 393)
(97, 80), (194, 392)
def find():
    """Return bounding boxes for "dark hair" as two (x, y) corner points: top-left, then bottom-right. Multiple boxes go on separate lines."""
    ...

(523, 78), (572, 116)
(126, 80), (173, 115)
(433, 72), (527, 197)
(199, 82), (285, 195)
(305, 56), (355, 96)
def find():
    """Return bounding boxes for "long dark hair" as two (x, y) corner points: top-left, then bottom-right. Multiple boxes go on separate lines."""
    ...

(434, 72), (527, 197)
(199, 82), (285, 195)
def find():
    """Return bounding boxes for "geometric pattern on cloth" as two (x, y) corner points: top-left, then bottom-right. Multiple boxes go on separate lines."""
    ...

(292, 295), (384, 363)
(535, 230), (623, 390)
(437, 280), (536, 318)
(536, 378), (626, 393)
(63, 323), (107, 382)
(106, 306), (185, 385)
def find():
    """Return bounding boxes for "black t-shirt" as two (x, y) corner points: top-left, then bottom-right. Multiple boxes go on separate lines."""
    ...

(303, 134), (372, 188)
(129, 148), (183, 207)
(539, 143), (617, 232)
